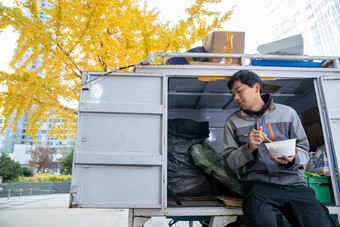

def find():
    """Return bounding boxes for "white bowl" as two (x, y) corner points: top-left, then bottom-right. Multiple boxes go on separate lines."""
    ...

(265, 138), (296, 158)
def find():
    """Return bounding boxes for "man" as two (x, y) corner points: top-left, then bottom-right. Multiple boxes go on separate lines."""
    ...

(222, 70), (336, 227)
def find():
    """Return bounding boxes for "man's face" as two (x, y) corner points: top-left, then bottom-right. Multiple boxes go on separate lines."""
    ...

(230, 80), (261, 111)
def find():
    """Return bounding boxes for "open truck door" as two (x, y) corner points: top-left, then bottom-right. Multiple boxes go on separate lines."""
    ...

(69, 72), (167, 209)
(316, 77), (340, 205)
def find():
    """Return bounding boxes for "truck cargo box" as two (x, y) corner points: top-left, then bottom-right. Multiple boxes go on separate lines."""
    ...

(70, 53), (340, 227)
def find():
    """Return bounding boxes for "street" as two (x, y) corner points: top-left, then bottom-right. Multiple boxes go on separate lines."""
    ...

(0, 194), (201, 227)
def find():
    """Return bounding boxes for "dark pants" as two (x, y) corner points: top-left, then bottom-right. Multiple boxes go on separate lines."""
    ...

(241, 181), (337, 227)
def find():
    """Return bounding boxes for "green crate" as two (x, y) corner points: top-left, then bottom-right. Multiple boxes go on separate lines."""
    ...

(304, 176), (334, 204)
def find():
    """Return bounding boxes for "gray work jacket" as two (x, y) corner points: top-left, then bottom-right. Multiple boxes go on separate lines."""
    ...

(222, 101), (310, 186)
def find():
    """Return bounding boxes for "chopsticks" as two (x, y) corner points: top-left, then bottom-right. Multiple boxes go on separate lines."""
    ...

(252, 129), (274, 143)
(264, 137), (274, 143)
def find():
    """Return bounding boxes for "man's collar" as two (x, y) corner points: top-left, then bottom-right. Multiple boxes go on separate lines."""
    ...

(242, 94), (273, 117)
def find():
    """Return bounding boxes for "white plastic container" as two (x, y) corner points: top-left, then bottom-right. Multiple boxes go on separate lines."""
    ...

(265, 138), (297, 158)
(257, 34), (304, 55)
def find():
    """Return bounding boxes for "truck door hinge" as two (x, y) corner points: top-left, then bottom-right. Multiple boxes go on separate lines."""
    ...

(81, 72), (91, 90)
(69, 186), (81, 208)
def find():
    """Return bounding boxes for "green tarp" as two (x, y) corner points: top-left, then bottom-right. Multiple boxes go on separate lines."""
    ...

(189, 144), (242, 197)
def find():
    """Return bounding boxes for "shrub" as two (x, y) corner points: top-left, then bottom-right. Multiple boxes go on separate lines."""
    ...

(0, 153), (22, 182)
(59, 150), (74, 175)
(58, 174), (72, 181)
(49, 175), (58, 181)
(17, 173), (72, 182)
(22, 166), (34, 177)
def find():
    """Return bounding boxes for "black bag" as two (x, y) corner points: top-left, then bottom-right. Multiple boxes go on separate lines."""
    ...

(167, 119), (213, 197)
(166, 46), (207, 65)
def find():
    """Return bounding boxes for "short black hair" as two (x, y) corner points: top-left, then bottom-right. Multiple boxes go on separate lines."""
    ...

(228, 70), (262, 92)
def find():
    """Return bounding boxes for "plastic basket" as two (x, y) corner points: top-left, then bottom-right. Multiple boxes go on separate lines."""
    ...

(304, 176), (334, 204)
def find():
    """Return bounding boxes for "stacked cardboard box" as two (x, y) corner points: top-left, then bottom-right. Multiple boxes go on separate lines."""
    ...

(300, 107), (324, 151)
(201, 31), (245, 64)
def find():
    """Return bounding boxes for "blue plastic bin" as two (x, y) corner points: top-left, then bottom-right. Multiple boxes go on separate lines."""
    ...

(251, 59), (324, 67)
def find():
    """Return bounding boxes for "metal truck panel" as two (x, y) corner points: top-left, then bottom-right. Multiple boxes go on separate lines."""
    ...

(317, 77), (340, 205)
(76, 113), (162, 154)
(80, 74), (162, 107)
(72, 165), (161, 208)
(70, 54), (340, 227)
(71, 72), (166, 208)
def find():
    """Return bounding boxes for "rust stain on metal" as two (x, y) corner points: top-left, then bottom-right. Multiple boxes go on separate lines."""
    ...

(69, 203), (80, 208)
(83, 167), (90, 170)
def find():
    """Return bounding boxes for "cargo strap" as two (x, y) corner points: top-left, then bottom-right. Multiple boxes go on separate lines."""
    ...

(167, 185), (183, 206)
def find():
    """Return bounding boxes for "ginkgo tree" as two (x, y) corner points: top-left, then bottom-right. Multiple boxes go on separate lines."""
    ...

(0, 0), (232, 140)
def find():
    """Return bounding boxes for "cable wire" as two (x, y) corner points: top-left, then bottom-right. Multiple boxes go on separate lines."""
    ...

(74, 64), (135, 90)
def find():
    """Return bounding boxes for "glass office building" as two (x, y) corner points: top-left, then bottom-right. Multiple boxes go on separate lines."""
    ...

(264, 0), (340, 56)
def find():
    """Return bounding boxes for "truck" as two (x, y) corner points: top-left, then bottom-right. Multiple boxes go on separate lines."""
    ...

(69, 52), (340, 226)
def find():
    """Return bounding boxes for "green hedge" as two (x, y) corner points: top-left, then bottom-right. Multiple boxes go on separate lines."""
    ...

(15, 173), (72, 182)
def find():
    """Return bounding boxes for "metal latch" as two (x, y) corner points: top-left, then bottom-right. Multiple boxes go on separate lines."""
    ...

(69, 186), (81, 208)
(81, 72), (91, 90)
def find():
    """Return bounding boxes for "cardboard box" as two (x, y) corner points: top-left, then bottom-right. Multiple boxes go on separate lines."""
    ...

(257, 34), (304, 55)
(300, 107), (320, 127)
(202, 31), (245, 63)
(304, 122), (324, 151)
(300, 107), (324, 151)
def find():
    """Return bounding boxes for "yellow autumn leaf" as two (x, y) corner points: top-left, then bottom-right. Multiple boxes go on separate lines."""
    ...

(0, 0), (232, 140)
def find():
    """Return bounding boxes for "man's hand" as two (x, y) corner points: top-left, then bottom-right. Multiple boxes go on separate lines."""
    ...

(248, 126), (267, 152)
(269, 147), (299, 164)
